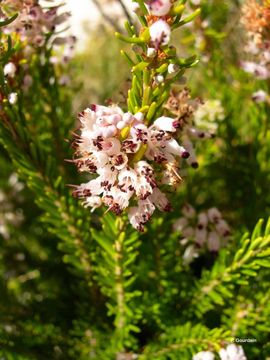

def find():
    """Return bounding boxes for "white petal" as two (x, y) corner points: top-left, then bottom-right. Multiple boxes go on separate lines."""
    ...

(153, 117), (176, 132)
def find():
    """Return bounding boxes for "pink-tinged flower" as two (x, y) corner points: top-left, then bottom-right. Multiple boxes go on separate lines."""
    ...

(4, 62), (16, 78)
(195, 227), (207, 246)
(83, 196), (102, 212)
(182, 138), (199, 169)
(252, 89), (268, 103)
(130, 2), (140, 13)
(149, 20), (171, 47)
(153, 116), (179, 132)
(215, 219), (231, 237)
(198, 212), (208, 227)
(147, 0), (172, 16)
(164, 139), (190, 159)
(103, 186), (133, 214)
(207, 207), (222, 223)
(149, 187), (171, 211)
(97, 165), (118, 185)
(241, 61), (269, 79)
(219, 344), (247, 360)
(2, 1), (72, 51)
(207, 231), (220, 251)
(128, 200), (155, 232)
(135, 176), (154, 200)
(182, 203), (196, 219)
(134, 161), (154, 178)
(118, 168), (137, 192)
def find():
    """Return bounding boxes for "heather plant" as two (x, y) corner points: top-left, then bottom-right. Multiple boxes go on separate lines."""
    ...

(0, 1), (270, 360)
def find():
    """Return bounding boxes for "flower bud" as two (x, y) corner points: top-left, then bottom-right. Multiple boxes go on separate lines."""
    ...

(147, 47), (157, 58)
(8, 92), (18, 105)
(150, 20), (171, 47)
(4, 62), (16, 78)
(168, 63), (180, 74)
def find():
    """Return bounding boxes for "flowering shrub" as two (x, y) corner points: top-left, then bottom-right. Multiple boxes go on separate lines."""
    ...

(0, 1), (270, 359)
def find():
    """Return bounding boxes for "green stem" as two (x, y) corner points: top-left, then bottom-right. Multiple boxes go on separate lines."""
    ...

(114, 219), (127, 349)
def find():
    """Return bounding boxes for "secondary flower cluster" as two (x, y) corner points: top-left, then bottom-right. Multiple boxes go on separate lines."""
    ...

(1, 0), (70, 47)
(72, 104), (191, 231)
(193, 344), (247, 360)
(1, 1), (75, 104)
(241, 0), (270, 102)
(173, 204), (231, 264)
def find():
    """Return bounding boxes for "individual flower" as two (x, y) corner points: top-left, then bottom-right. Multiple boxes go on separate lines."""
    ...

(146, 0), (172, 16)
(241, 61), (269, 79)
(219, 344), (247, 360)
(149, 20), (171, 48)
(252, 89), (270, 103)
(4, 62), (16, 78)
(173, 204), (231, 264)
(1, 1), (71, 49)
(72, 104), (190, 231)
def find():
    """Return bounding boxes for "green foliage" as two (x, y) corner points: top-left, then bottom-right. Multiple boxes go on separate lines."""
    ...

(191, 218), (270, 316)
(92, 214), (141, 352)
(140, 323), (231, 359)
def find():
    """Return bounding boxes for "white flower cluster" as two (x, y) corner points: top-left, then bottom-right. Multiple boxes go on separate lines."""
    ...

(1, 0), (71, 47)
(193, 344), (247, 360)
(72, 104), (191, 231)
(173, 204), (231, 264)
(0, 174), (24, 240)
(1, 1), (75, 100)
(241, 36), (270, 81)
